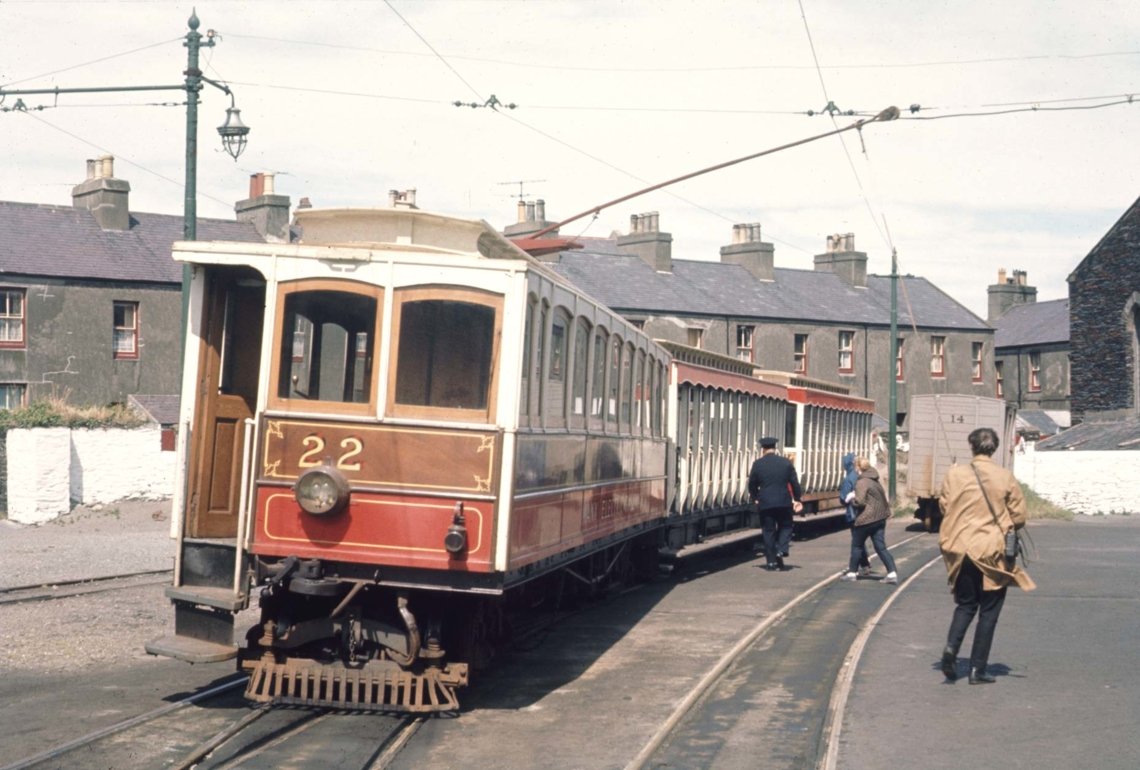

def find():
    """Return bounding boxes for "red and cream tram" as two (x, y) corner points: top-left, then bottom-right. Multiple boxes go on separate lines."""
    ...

(147, 206), (873, 713)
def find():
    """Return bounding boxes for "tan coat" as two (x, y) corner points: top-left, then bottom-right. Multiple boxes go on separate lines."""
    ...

(938, 455), (1035, 592)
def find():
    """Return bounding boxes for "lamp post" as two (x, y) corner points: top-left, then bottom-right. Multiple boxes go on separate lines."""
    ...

(1, 11), (250, 360)
(0, 10), (250, 242)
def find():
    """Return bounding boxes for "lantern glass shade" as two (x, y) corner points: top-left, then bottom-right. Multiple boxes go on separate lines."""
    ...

(217, 106), (250, 160)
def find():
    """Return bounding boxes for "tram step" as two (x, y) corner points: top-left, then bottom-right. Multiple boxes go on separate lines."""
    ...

(244, 657), (470, 713)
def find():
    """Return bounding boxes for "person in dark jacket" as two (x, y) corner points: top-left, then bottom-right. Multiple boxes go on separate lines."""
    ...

(840, 456), (898, 584)
(839, 453), (872, 576)
(748, 437), (803, 571)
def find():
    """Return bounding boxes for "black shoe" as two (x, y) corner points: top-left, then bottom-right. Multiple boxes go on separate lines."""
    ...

(763, 563), (779, 571)
(779, 551), (789, 558)
(775, 556), (786, 570)
(968, 667), (996, 685)
(940, 647), (958, 680)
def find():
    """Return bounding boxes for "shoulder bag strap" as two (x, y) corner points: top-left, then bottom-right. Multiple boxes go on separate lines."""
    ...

(970, 463), (1004, 532)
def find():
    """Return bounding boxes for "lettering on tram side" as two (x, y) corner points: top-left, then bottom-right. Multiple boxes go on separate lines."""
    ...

(260, 418), (499, 494)
(297, 434), (364, 470)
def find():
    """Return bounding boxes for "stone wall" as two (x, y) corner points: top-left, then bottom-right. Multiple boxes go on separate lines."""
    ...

(1014, 444), (1140, 515)
(1069, 198), (1140, 420)
(5, 426), (175, 524)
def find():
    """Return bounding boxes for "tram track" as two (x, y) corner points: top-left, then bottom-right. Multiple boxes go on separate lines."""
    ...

(625, 532), (939, 770)
(0, 569), (173, 606)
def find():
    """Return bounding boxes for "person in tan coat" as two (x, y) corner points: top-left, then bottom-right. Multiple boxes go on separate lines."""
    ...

(938, 427), (1035, 684)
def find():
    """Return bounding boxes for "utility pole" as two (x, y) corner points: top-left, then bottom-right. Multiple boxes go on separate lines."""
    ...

(888, 246), (899, 502)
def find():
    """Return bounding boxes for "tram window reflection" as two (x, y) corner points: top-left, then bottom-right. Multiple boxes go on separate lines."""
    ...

(277, 290), (376, 403)
(396, 300), (494, 410)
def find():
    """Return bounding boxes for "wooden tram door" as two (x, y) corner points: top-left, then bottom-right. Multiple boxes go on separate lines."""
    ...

(186, 267), (265, 539)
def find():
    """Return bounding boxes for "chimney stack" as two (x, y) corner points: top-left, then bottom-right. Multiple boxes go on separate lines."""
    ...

(387, 189), (418, 209)
(71, 154), (131, 231)
(617, 212), (672, 272)
(720, 222), (774, 281)
(503, 198), (558, 238)
(813, 232), (867, 287)
(987, 267), (1037, 321)
(235, 172), (291, 242)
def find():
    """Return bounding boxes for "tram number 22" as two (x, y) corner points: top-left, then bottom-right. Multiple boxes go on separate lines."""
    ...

(298, 435), (363, 471)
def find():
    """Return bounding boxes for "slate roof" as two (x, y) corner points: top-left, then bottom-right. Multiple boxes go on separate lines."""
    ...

(128, 394), (180, 426)
(1016, 409), (1063, 437)
(0, 200), (264, 284)
(994, 298), (1070, 348)
(1036, 418), (1140, 451)
(548, 240), (988, 330)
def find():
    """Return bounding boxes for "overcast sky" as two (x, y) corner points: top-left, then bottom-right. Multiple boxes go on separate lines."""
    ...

(2, 0), (1138, 318)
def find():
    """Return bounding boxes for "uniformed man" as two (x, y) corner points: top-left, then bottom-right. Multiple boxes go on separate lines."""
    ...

(748, 436), (804, 571)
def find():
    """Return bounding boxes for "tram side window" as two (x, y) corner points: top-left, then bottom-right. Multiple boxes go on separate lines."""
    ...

(396, 300), (494, 410)
(572, 319), (590, 422)
(607, 336), (622, 426)
(784, 406), (798, 449)
(591, 329), (607, 419)
(278, 290), (376, 403)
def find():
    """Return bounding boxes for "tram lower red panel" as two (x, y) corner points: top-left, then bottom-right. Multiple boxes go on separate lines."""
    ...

(250, 487), (494, 573)
(507, 478), (666, 570)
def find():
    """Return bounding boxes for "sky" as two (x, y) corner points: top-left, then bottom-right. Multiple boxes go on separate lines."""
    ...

(2, 0), (1138, 319)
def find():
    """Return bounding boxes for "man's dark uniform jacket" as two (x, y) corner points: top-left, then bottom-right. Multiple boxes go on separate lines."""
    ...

(748, 453), (803, 510)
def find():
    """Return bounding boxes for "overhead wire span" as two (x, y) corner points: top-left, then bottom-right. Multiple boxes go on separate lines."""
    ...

(12, 109), (237, 211)
(1, 37), (182, 88)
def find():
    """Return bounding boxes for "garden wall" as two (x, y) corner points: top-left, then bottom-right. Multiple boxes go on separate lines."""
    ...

(5, 426), (175, 524)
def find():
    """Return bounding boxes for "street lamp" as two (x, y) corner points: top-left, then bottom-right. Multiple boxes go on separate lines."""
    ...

(0, 10), (251, 242)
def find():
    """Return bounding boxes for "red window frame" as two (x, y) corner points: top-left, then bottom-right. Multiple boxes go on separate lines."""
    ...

(0, 288), (26, 350)
(838, 330), (855, 374)
(971, 342), (984, 383)
(930, 336), (946, 377)
(113, 301), (139, 360)
(793, 334), (808, 374)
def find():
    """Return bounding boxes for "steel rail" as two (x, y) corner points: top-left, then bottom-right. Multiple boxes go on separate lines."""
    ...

(819, 553), (944, 770)
(624, 531), (929, 770)
(0, 570), (173, 606)
(0, 676), (248, 770)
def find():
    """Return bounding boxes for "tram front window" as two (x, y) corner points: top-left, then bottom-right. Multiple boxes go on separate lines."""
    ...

(396, 300), (494, 410)
(278, 290), (376, 403)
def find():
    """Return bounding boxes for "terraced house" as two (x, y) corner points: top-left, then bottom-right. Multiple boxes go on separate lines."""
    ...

(0, 158), (287, 409)
(503, 202), (994, 429)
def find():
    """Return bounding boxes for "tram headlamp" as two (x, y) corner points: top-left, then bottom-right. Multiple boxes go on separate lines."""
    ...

(294, 465), (350, 516)
(444, 502), (467, 555)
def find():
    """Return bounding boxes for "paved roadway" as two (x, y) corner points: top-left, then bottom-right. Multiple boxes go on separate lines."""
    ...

(399, 516), (1140, 769)
(2, 508), (1137, 769)
(839, 515), (1140, 770)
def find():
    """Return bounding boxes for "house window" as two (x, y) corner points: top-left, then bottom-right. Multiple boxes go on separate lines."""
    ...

(931, 336), (946, 377)
(838, 330), (854, 373)
(1029, 352), (1041, 392)
(995, 361), (1004, 398)
(687, 327), (703, 349)
(793, 334), (808, 374)
(736, 324), (754, 362)
(971, 342), (984, 383)
(113, 301), (139, 359)
(0, 289), (26, 349)
(0, 383), (26, 410)
(895, 337), (905, 381)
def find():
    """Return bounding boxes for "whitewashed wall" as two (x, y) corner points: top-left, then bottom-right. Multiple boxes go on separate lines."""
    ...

(7, 426), (175, 524)
(6, 428), (72, 524)
(1014, 444), (1140, 515)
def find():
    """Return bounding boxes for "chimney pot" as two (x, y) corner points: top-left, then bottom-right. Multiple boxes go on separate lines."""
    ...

(535, 199), (545, 222)
(517, 200), (527, 223)
(526, 202), (535, 222)
(100, 155), (114, 179)
(250, 173), (265, 199)
(264, 172), (275, 195)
